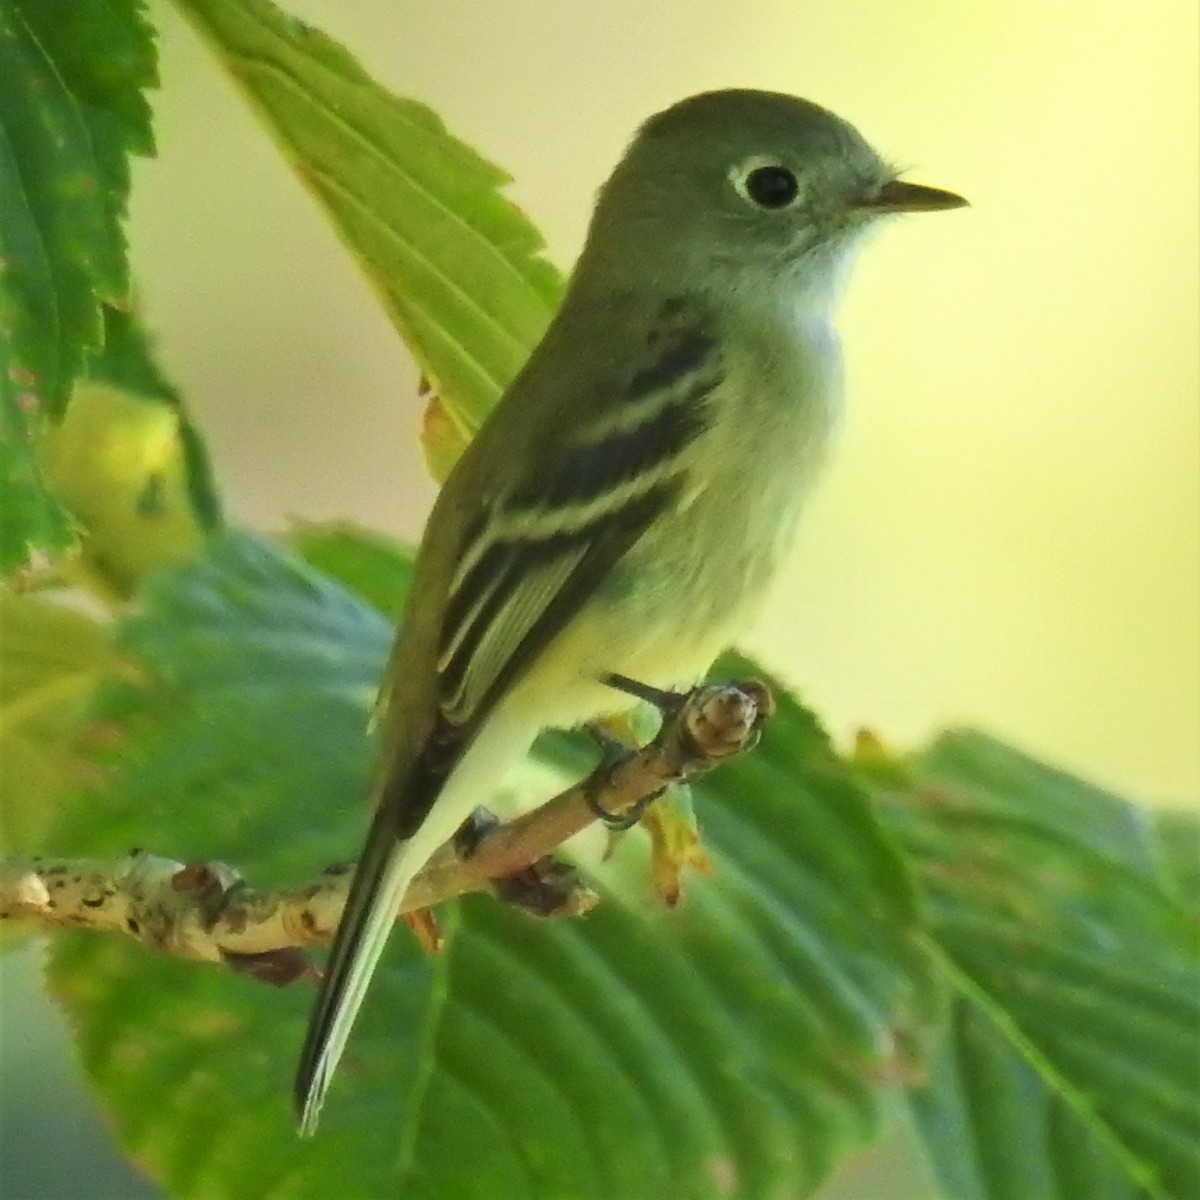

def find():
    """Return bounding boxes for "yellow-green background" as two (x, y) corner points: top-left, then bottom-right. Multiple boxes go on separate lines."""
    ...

(135, 0), (1198, 805)
(3, 2), (1196, 1197)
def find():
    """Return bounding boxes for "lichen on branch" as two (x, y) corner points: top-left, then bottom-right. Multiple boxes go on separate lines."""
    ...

(1, 681), (771, 985)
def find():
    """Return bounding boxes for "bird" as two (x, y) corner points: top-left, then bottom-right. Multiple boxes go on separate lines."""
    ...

(295, 87), (965, 1134)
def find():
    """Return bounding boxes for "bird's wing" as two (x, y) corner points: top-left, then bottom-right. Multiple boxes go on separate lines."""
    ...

(295, 299), (723, 1134)
(434, 318), (722, 730)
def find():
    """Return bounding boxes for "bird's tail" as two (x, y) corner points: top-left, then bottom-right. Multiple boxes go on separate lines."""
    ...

(294, 708), (528, 1134)
(293, 803), (423, 1137)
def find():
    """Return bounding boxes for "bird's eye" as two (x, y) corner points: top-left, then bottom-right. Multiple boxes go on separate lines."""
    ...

(732, 159), (800, 210)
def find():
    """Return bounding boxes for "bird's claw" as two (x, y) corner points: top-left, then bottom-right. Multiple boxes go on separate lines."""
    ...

(584, 786), (662, 830)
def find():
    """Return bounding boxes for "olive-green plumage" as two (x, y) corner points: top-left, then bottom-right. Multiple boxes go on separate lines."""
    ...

(295, 88), (965, 1134)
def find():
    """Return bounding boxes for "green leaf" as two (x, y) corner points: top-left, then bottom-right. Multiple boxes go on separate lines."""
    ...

(868, 732), (1200, 1200)
(1153, 810), (1200, 918)
(287, 520), (413, 621)
(0, 0), (157, 571)
(172, 0), (564, 441)
(0, 591), (121, 853)
(0, 430), (74, 576)
(46, 530), (929, 1199)
(0, 68), (75, 573)
(41, 307), (223, 597)
(909, 995), (1146, 1200)
(911, 728), (1165, 879)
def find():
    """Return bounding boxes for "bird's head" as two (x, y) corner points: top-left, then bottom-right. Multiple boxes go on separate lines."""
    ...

(583, 89), (965, 298)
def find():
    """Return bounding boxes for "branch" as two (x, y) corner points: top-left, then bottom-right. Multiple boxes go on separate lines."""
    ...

(0, 681), (772, 984)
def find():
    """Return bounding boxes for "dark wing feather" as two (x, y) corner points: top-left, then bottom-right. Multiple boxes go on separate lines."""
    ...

(437, 481), (679, 724)
(296, 299), (722, 1133)
(434, 312), (721, 730)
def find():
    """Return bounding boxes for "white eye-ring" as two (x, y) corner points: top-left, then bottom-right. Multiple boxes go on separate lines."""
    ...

(730, 156), (801, 210)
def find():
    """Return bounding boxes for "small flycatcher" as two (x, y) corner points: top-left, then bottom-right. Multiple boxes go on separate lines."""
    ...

(296, 88), (966, 1133)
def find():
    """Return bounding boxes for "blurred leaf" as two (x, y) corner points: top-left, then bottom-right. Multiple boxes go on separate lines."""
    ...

(1153, 810), (1200, 918)
(0, 592), (121, 853)
(47, 529), (930, 1200)
(0, 433), (75, 578)
(909, 996), (1148, 1200)
(864, 732), (1200, 1200)
(81, 302), (179, 402)
(287, 520), (413, 621)
(0, 0), (156, 573)
(173, 0), (563, 442)
(0, 0), (153, 407)
(909, 728), (1164, 879)
(42, 308), (223, 597)
(419, 382), (471, 483)
(85, 304), (223, 537)
(12, 0), (156, 167)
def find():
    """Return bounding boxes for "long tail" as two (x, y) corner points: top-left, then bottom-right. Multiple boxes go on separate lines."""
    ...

(293, 802), (423, 1137)
(294, 709), (529, 1133)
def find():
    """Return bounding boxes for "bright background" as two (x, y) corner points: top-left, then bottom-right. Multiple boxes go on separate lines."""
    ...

(3, 1), (1197, 1197)
(136, 0), (1200, 807)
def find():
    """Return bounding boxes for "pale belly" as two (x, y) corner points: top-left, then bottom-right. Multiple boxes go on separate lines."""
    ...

(508, 442), (820, 729)
(506, 311), (842, 731)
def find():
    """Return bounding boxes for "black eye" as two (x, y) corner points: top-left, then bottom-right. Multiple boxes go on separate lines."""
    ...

(744, 165), (799, 209)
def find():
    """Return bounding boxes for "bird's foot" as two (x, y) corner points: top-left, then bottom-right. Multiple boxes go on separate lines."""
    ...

(585, 785), (662, 831)
(456, 807), (594, 917)
(582, 715), (662, 830)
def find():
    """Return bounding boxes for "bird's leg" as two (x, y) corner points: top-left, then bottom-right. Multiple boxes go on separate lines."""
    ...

(582, 714), (663, 831)
(584, 674), (689, 830)
(454, 807), (588, 917)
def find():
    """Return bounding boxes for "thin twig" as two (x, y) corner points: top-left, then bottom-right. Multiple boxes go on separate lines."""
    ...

(0, 681), (771, 985)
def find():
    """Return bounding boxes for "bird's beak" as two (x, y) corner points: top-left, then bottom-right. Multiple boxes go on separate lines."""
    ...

(858, 179), (968, 213)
